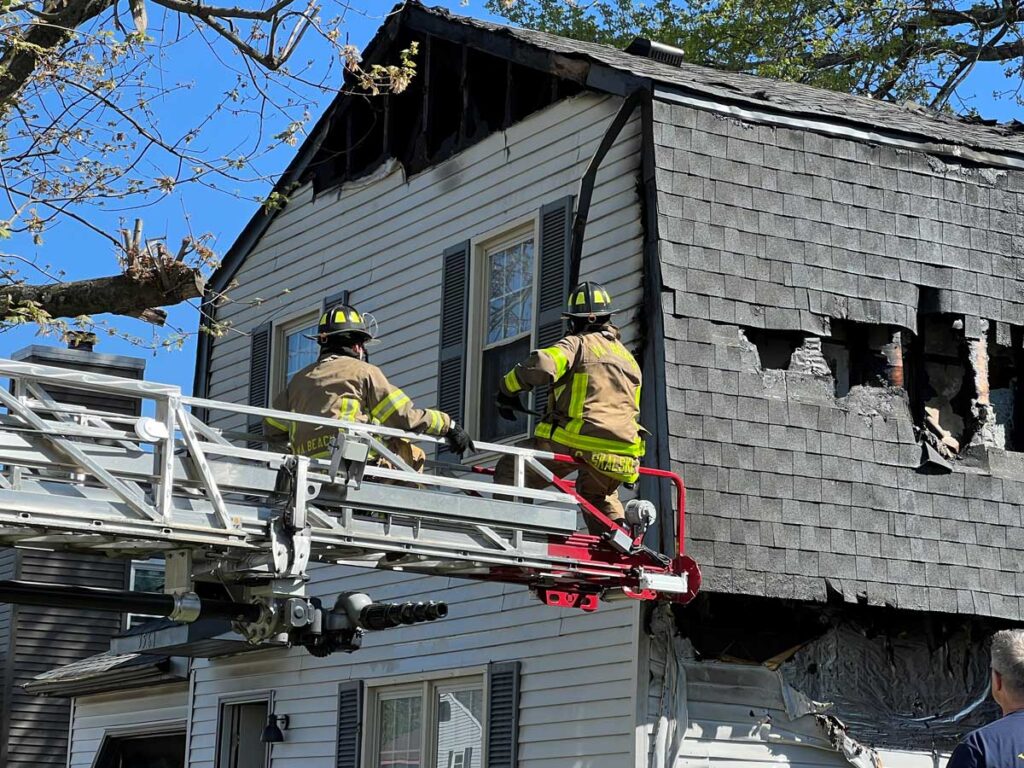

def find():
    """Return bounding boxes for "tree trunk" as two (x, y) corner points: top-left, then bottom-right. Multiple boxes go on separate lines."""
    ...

(0, 261), (205, 322)
(0, 0), (117, 109)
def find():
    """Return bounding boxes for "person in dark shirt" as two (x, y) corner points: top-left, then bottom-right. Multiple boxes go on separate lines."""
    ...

(947, 629), (1024, 768)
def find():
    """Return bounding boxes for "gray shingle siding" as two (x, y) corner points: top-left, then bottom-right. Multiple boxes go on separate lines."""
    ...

(655, 99), (1024, 620)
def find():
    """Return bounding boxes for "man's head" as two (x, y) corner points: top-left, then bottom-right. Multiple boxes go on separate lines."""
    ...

(990, 628), (1024, 715)
(316, 303), (374, 358)
(562, 281), (614, 334)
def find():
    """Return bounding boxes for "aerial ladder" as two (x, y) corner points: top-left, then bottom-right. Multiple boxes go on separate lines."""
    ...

(0, 358), (701, 656)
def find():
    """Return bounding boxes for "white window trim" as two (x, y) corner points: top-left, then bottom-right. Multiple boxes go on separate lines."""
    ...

(269, 307), (320, 398)
(124, 558), (166, 630)
(465, 216), (540, 443)
(362, 667), (487, 768)
(89, 721), (188, 768)
(214, 691), (275, 768)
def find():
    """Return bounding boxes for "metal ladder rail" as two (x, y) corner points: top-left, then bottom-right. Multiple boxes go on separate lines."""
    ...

(0, 358), (696, 599)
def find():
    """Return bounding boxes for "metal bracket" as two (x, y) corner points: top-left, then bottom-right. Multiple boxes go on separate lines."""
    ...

(536, 588), (599, 612)
(328, 434), (369, 487)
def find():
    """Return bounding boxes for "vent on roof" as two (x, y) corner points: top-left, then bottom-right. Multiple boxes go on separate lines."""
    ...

(625, 38), (685, 67)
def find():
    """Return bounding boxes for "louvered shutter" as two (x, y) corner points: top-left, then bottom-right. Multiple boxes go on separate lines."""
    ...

(532, 197), (574, 418)
(437, 240), (470, 459)
(247, 322), (272, 448)
(486, 661), (521, 768)
(336, 680), (364, 768)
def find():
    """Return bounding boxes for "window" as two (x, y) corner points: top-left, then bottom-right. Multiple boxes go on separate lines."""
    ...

(126, 559), (165, 629)
(284, 322), (319, 384)
(217, 699), (270, 768)
(369, 677), (483, 768)
(94, 730), (185, 768)
(476, 230), (536, 442)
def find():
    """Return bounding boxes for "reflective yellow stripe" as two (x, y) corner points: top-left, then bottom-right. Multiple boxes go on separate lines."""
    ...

(534, 424), (646, 457)
(503, 369), (522, 393)
(634, 385), (642, 409)
(426, 409), (445, 435)
(371, 389), (410, 423)
(337, 397), (361, 422)
(265, 416), (289, 430)
(564, 373), (589, 434)
(540, 346), (570, 380)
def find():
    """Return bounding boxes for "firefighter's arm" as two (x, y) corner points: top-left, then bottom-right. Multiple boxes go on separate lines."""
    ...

(499, 336), (580, 396)
(263, 389), (291, 449)
(366, 367), (451, 436)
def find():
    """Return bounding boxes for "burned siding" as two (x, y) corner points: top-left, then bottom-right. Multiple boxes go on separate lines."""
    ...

(654, 98), (1024, 621)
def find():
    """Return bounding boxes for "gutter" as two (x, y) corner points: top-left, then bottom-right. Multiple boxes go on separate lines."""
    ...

(636, 89), (676, 557)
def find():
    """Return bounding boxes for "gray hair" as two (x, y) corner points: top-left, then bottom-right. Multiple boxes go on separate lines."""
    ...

(991, 629), (1024, 696)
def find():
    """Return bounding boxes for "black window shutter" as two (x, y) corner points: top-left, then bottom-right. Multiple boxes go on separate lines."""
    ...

(533, 197), (574, 416)
(486, 661), (521, 768)
(247, 321), (272, 448)
(437, 240), (470, 458)
(323, 290), (351, 311)
(336, 680), (364, 768)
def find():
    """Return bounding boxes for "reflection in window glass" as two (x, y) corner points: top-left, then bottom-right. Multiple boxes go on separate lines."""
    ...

(485, 240), (534, 345)
(480, 236), (535, 442)
(285, 324), (319, 384)
(127, 560), (165, 629)
(435, 686), (483, 768)
(378, 694), (422, 768)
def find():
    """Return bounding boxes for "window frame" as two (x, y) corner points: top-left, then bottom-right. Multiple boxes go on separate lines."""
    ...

(465, 217), (540, 443)
(214, 691), (274, 768)
(270, 307), (320, 398)
(362, 668), (487, 768)
(124, 558), (166, 629)
(89, 723), (187, 768)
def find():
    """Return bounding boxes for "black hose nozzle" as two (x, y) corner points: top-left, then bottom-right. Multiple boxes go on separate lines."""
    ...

(359, 600), (448, 631)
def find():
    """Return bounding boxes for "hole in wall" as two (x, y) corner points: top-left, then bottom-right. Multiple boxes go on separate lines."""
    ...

(744, 329), (805, 370)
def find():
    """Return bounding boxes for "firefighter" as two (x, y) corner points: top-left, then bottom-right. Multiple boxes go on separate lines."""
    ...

(493, 282), (645, 533)
(264, 303), (474, 469)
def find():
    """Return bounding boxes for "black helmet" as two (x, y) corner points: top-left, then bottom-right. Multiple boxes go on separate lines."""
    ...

(562, 281), (614, 320)
(316, 303), (374, 345)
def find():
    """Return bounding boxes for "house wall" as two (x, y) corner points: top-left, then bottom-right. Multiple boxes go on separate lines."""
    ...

(67, 683), (189, 768)
(0, 346), (141, 768)
(195, 92), (649, 767)
(679, 662), (944, 768)
(653, 94), (1024, 622)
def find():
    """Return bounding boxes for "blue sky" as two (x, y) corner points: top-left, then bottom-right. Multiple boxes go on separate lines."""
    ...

(1, 2), (1020, 395)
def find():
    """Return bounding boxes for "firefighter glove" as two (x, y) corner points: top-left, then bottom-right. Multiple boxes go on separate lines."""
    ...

(445, 422), (474, 456)
(496, 391), (523, 422)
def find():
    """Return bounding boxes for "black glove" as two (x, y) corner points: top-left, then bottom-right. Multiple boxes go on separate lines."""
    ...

(496, 391), (523, 422)
(445, 422), (475, 456)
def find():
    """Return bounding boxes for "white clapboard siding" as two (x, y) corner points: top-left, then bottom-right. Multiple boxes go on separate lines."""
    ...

(678, 662), (939, 768)
(206, 92), (643, 432)
(190, 92), (646, 767)
(187, 573), (640, 768)
(67, 683), (188, 767)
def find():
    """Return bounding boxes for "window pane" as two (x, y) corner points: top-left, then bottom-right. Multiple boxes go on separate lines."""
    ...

(486, 297), (505, 345)
(435, 687), (483, 768)
(217, 701), (268, 768)
(485, 238), (534, 346)
(130, 562), (164, 593)
(286, 324), (319, 383)
(480, 337), (531, 441)
(378, 695), (422, 768)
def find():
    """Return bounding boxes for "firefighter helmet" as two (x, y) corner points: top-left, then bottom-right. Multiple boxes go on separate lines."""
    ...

(562, 281), (614, 320)
(315, 304), (374, 345)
